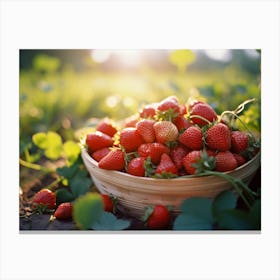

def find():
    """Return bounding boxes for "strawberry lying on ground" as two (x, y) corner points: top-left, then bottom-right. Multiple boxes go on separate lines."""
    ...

(54, 202), (73, 220)
(143, 205), (171, 230)
(32, 189), (56, 211)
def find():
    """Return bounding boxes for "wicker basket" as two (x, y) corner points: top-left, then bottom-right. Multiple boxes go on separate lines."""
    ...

(81, 148), (260, 219)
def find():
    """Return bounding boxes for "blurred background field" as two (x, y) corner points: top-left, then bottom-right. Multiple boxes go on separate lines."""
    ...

(20, 49), (261, 147)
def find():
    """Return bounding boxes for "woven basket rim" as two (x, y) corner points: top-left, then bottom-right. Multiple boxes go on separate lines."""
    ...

(82, 148), (261, 182)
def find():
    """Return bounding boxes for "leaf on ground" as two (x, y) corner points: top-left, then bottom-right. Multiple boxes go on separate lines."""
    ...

(91, 212), (131, 230)
(217, 209), (256, 230)
(73, 193), (103, 230)
(212, 190), (237, 218)
(70, 175), (92, 198)
(55, 188), (75, 204)
(173, 197), (213, 230)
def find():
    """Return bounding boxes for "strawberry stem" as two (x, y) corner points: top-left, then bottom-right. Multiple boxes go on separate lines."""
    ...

(19, 158), (54, 173)
(189, 114), (212, 125)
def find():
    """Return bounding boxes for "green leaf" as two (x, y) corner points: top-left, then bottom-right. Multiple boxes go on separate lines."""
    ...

(55, 188), (75, 204)
(173, 198), (214, 230)
(32, 132), (48, 149)
(44, 145), (63, 160)
(92, 212), (131, 230)
(212, 190), (237, 218)
(33, 54), (61, 73)
(70, 174), (92, 198)
(73, 193), (103, 230)
(63, 141), (81, 165)
(57, 163), (80, 179)
(217, 209), (256, 230)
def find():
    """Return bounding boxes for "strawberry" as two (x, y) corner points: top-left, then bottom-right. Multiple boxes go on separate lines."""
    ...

(101, 194), (114, 212)
(206, 123), (231, 151)
(231, 131), (249, 153)
(188, 100), (204, 111)
(155, 153), (178, 177)
(138, 142), (169, 164)
(179, 126), (203, 150)
(136, 119), (156, 143)
(173, 115), (192, 132)
(182, 150), (201, 175)
(127, 157), (146, 177)
(139, 103), (157, 119)
(92, 147), (110, 162)
(54, 202), (73, 220)
(190, 103), (217, 126)
(233, 153), (247, 167)
(96, 119), (118, 137)
(86, 131), (113, 152)
(123, 115), (139, 128)
(170, 145), (189, 169)
(98, 149), (125, 171)
(215, 151), (238, 172)
(157, 96), (180, 113)
(33, 189), (56, 210)
(144, 205), (171, 230)
(153, 121), (179, 145)
(120, 127), (144, 152)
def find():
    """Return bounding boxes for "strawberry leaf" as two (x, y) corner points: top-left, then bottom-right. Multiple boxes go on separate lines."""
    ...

(212, 190), (237, 218)
(73, 193), (103, 230)
(173, 198), (214, 230)
(55, 188), (75, 204)
(91, 212), (131, 230)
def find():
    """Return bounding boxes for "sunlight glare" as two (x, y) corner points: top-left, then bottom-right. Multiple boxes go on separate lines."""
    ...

(204, 50), (232, 62)
(91, 50), (111, 63)
(113, 50), (143, 67)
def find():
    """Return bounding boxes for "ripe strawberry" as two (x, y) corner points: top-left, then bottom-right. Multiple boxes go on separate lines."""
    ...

(155, 153), (178, 176)
(179, 126), (203, 150)
(54, 202), (73, 220)
(170, 145), (189, 169)
(153, 121), (179, 144)
(233, 153), (247, 167)
(188, 100), (204, 111)
(33, 189), (56, 210)
(101, 194), (114, 212)
(144, 205), (171, 230)
(98, 149), (125, 171)
(138, 142), (169, 164)
(139, 103), (157, 118)
(136, 119), (156, 143)
(120, 127), (144, 152)
(96, 119), (118, 137)
(231, 131), (249, 153)
(215, 151), (238, 172)
(123, 115), (139, 128)
(190, 103), (217, 126)
(127, 157), (146, 177)
(157, 96), (180, 114)
(182, 150), (201, 175)
(86, 131), (113, 152)
(92, 147), (110, 162)
(173, 115), (192, 132)
(206, 123), (231, 151)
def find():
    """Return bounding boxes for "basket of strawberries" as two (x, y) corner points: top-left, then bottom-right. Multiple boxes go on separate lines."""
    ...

(81, 96), (260, 219)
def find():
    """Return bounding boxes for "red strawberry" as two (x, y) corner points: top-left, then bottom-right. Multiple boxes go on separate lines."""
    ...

(190, 103), (217, 126)
(138, 142), (169, 164)
(182, 150), (201, 175)
(144, 205), (171, 230)
(120, 127), (144, 152)
(173, 115), (192, 132)
(98, 149), (125, 171)
(96, 119), (118, 137)
(206, 123), (231, 151)
(54, 202), (73, 220)
(188, 100), (204, 111)
(215, 151), (238, 172)
(233, 153), (247, 167)
(179, 126), (203, 150)
(231, 131), (249, 153)
(157, 96), (180, 114)
(86, 131), (113, 152)
(127, 157), (146, 177)
(155, 153), (178, 176)
(179, 104), (187, 116)
(136, 119), (156, 143)
(101, 194), (114, 212)
(92, 147), (110, 162)
(153, 121), (179, 144)
(139, 103), (157, 118)
(170, 145), (189, 169)
(206, 149), (217, 157)
(123, 115), (139, 128)
(33, 189), (56, 210)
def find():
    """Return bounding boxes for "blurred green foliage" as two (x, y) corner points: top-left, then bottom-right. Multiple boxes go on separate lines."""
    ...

(20, 50), (261, 147)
